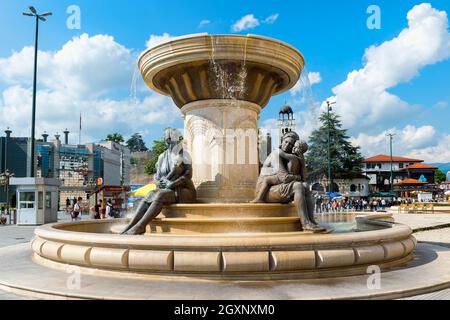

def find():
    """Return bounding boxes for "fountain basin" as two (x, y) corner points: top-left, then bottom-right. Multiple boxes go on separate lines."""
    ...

(31, 210), (416, 280)
(139, 34), (304, 107)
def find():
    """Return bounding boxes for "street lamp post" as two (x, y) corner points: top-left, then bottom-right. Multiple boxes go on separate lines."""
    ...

(386, 133), (396, 192)
(23, 6), (52, 177)
(326, 100), (336, 193)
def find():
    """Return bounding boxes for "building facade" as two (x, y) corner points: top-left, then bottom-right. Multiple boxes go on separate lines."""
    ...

(362, 154), (438, 197)
(362, 154), (424, 192)
(311, 174), (370, 198)
(1, 130), (131, 209)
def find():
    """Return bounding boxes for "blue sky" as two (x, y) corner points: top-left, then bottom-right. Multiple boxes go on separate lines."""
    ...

(0, 0), (449, 162)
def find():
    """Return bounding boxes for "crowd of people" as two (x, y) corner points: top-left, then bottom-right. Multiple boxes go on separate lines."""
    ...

(314, 196), (400, 213)
(66, 197), (117, 221)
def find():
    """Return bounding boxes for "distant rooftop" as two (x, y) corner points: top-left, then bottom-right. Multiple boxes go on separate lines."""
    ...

(401, 163), (438, 170)
(394, 178), (428, 185)
(363, 154), (423, 163)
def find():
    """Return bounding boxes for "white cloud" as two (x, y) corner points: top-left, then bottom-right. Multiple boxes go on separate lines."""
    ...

(0, 85), (180, 143)
(198, 20), (211, 28)
(232, 14), (260, 32)
(264, 14), (279, 24)
(308, 72), (322, 86)
(349, 124), (449, 162)
(408, 134), (450, 163)
(0, 33), (181, 144)
(351, 125), (436, 155)
(145, 33), (175, 48)
(329, 3), (450, 129)
(0, 33), (134, 99)
(290, 71), (322, 96)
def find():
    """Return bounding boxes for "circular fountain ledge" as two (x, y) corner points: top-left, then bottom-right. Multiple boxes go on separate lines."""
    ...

(30, 212), (416, 280)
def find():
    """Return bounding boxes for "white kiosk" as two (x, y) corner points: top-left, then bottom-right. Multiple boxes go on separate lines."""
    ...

(10, 178), (60, 225)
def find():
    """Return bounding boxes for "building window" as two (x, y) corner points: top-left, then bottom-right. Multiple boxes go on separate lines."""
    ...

(45, 192), (52, 209)
(399, 163), (404, 169)
(350, 184), (357, 192)
(19, 192), (35, 209)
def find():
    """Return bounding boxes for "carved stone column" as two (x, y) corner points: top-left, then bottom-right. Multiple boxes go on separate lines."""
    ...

(182, 99), (260, 203)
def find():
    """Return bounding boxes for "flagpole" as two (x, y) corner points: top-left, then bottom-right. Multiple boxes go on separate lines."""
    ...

(79, 112), (81, 145)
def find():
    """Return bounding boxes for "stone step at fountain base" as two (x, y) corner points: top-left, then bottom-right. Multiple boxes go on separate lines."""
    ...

(112, 217), (303, 234)
(159, 203), (297, 219)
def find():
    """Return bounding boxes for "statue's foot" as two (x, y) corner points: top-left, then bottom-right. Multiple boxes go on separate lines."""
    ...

(250, 198), (265, 203)
(303, 223), (327, 233)
(124, 225), (146, 235)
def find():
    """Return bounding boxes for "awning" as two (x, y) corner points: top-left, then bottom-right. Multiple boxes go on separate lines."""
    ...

(128, 184), (157, 197)
(326, 192), (342, 199)
(368, 192), (397, 198)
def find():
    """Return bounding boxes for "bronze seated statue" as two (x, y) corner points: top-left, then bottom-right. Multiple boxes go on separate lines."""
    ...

(252, 131), (326, 232)
(122, 129), (196, 235)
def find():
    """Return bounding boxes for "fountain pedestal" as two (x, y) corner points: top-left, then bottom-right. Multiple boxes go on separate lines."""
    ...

(182, 99), (260, 202)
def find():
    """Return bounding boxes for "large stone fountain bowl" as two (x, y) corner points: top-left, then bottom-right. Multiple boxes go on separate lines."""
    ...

(138, 33), (305, 107)
(31, 212), (416, 280)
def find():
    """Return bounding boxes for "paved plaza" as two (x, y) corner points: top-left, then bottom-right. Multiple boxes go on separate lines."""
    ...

(1, 212), (450, 300)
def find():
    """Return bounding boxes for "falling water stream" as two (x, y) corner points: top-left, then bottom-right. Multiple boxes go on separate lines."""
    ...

(209, 35), (248, 102)
(129, 60), (140, 105)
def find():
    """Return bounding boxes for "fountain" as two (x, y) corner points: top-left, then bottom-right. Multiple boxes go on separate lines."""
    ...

(30, 34), (415, 280)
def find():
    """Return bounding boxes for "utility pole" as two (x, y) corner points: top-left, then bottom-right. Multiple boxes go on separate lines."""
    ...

(120, 149), (125, 186)
(326, 100), (336, 193)
(386, 133), (396, 192)
(23, 6), (52, 177)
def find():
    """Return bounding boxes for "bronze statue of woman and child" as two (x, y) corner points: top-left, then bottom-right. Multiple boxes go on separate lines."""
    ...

(122, 129), (325, 235)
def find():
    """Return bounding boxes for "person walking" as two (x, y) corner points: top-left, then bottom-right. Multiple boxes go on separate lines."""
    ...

(381, 199), (386, 210)
(91, 199), (102, 220)
(71, 197), (83, 221)
(105, 199), (114, 219)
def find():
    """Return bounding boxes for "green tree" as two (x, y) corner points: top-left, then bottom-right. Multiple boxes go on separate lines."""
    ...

(105, 133), (124, 144)
(435, 169), (447, 184)
(306, 110), (364, 182)
(144, 140), (167, 175)
(126, 133), (148, 152)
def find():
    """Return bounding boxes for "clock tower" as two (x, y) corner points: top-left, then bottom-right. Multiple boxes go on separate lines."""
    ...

(278, 102), (295, 144)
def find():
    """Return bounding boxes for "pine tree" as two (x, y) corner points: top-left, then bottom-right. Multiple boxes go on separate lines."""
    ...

(306, 110), (364, 182)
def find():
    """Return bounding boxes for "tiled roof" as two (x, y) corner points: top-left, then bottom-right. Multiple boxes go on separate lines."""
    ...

(363, 154), (423, 163)
(394, 178), (428, 185)
(401, 163), (438, 170)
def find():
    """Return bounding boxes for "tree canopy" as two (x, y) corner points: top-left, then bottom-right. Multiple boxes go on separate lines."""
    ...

(144, 140), (167, 175)
(143, 128), (184, 175)
(105, 133), (124, 144)
(435, 169), (447, 184)
(306, 110), (364, 183)
(126, 133), (148, 152)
